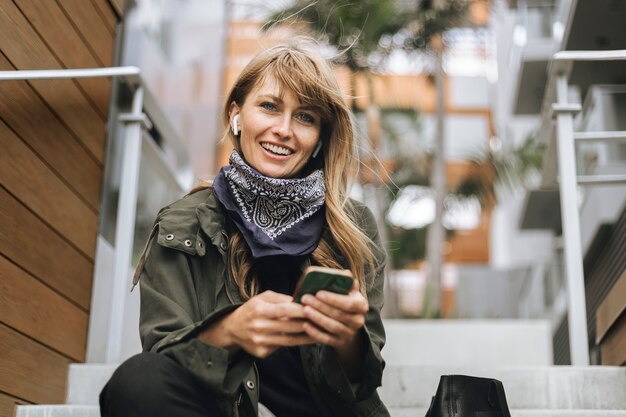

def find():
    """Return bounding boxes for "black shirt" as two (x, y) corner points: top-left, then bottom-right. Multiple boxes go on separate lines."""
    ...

(254, 256), (330, 417)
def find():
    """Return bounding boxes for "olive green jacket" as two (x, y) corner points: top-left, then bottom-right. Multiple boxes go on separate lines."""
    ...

(133, 187), (390, 417)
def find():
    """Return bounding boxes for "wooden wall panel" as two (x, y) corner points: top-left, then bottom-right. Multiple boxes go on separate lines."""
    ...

(0, 0), (120, 411)
(0, 255), (88, 361)
(92, 0), (118, 34)
(0, 121), (98, 258)
(585, 206), (626, 351)
(0, 392), (28, 417)
(0, 54), (102, 210)
(14, 0), (111, 116)
(56, 0), (115, 66)
(0, 1), (106, 162)
(0, 324), (69, 405)
(0, 186), (93, 310)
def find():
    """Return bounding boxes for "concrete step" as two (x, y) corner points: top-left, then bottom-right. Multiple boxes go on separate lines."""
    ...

(15, 405), (99, 417)
(379, 366), (626, 410)
(65, 363), (117, 405)
(15, 405), (626, 417)
(64, 363), (626, 410)
(390, 410), (626, 417)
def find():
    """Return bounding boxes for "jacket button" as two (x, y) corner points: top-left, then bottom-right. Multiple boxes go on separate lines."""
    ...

(207, 361), (213, 367)
(184, 239), (193, 247)
(165, 234), (174, 241)
(246, 380), (255, 390)
(220, 241), (227, 250)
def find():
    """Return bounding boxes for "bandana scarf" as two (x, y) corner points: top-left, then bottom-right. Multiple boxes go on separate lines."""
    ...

(212, 150), (326, 258)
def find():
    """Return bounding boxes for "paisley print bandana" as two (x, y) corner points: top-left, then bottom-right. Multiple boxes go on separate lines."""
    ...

(212, 150), (326, 258)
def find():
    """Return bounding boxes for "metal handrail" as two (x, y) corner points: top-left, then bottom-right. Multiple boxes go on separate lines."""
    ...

(574, 131), (626, 142)
(537, 49), (626, 144)
(0, 66), (140, 81)
(534, 49), (626, 365)
(0, 66), (190, 174)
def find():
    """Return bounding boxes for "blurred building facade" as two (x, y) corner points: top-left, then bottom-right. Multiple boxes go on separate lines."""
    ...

(2, 1), (624, 416)
(493, 0), (626, 365)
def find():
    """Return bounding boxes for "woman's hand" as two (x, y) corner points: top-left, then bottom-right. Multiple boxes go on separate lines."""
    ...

(300, 280), (369, 379)
(199, 291), (315, 358)
(300, 280), (368, 347)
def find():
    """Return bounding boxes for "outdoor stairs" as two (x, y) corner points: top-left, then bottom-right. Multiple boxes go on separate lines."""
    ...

(14, 363), (626, 417)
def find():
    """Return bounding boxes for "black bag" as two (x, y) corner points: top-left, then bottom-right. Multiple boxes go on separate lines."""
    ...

(424, 375), (512, 417)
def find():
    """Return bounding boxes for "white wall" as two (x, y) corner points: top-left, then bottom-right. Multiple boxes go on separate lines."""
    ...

(383, 319), (553, 366)
(491, 185), (555, 269)
(450, 76), (489, 108)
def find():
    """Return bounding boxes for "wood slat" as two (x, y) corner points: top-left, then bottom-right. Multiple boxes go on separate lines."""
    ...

(14, 0), (112, 116)
(109, 0), (124, 20)
(0, 1), (106, 162)
(0, 391), (28, 417)
(56, 0), (114, 67)
(91, 0), (118, 35)
(0, 54), (102, 211)
(0, 255), (88, 361)
(0, 121), (98, 258)
(0, 323), (69, 405)
(0, 186), (93, 310)
(600, 313), (626, 366)
(596, 269), (626, 342)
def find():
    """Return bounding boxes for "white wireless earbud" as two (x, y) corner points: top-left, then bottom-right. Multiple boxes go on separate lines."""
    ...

(312, 140), (322, 158)
(232, 114), (240, 136)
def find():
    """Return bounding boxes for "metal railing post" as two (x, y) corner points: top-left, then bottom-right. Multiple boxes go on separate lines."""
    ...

(553, 73), (590, 365)
(106, 85), (145, 363)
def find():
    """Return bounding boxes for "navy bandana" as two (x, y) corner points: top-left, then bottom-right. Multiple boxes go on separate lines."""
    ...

(212, 150), (326, 258)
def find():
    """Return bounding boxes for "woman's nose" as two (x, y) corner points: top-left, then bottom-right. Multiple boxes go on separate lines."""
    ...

(272, 115), (293, 138)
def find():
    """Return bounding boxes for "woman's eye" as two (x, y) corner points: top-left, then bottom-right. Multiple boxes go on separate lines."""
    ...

(296, 112), (316, 124)
(260, 102), (277, 111)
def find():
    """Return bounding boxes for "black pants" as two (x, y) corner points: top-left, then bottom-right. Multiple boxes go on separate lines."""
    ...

(100, 352), (221, 417)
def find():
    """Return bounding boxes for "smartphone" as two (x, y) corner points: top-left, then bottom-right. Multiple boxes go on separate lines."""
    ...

(293, 266), (353, 303)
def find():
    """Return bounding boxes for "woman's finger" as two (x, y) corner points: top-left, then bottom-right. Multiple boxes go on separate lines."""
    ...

(301, 294), (366, 330)
(257, 290), (295, 304)
(249, 297), (307, 320)
(249, 318), (309, 334)
(303, 304), (353, 338)
(315, 290), (369, 315)
(302, 321), (342, 346)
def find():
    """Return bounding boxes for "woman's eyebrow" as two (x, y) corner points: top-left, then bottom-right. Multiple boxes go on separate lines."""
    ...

(258, 94), (282, 102)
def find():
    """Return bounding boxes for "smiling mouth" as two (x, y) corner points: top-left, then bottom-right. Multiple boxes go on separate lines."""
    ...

(261, 142), (294, 156)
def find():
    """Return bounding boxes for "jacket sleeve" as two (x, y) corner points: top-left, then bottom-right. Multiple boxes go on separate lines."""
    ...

(318, 202), (387, 402)
(136, 222), (253, 397)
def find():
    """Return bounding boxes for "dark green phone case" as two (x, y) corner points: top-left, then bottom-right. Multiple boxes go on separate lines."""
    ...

(293, 268), (353, 303)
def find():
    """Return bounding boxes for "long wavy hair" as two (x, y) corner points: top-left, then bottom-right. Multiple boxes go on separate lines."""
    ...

(194, 39), (375, 300)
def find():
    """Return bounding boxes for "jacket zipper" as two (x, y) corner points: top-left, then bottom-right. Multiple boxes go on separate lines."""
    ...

(233, 391), (242, 417)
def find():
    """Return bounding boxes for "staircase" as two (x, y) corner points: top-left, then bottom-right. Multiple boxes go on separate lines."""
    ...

(14, 362), (626, 417)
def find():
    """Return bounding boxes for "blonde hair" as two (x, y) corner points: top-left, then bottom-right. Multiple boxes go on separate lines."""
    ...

(196, 38), (375, 299)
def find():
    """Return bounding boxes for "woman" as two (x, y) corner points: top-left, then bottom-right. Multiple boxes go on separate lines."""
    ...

(100, 39), (389, 417)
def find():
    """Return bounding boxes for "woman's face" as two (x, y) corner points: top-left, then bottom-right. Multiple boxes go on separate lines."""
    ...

(230, 76), (322, 179)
